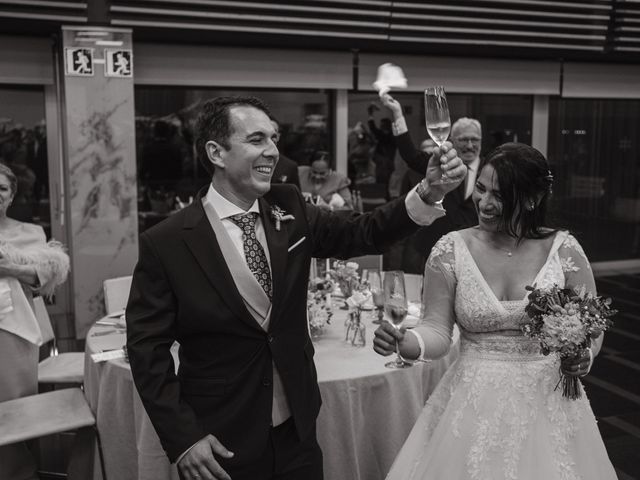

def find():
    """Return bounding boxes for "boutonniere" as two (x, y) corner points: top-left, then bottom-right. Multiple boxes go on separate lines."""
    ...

(270, 205), (295, 231)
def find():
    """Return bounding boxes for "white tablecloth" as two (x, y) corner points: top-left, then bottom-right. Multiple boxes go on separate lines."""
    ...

(83, 309), (459, 480)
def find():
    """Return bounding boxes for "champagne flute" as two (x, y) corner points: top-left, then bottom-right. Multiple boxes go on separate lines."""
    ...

(383, 271), (411, 369)
(424, 86), (454, 185)
(365, 270), (384, 324)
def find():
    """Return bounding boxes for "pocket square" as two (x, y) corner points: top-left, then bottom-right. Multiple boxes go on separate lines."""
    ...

(288, 236), (306, 252)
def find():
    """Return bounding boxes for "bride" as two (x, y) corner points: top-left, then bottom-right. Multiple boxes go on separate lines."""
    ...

(373, 143), (617, 480)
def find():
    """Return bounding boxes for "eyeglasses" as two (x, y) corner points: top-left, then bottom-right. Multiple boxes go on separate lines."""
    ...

(455, 137), (481, 144)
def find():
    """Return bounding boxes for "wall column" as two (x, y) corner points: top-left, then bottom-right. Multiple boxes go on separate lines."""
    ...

(334, 89), (349, 176)
(532, 95), (550, 158)
(59, 26), (138, 337)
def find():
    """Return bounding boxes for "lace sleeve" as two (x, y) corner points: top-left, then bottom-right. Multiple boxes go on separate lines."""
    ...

(558, 233), (596, 296)
(413, 233), (457, 360)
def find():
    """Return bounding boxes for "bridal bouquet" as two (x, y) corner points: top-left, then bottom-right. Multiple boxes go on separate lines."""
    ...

(522, 284), (616, 399)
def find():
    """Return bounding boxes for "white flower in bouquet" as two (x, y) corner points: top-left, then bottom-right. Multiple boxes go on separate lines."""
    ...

(541, 314), (587, 349)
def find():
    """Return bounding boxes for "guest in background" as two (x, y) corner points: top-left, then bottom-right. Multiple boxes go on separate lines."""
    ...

(140, 120), (184, 191)
(347, 122), (376, 185)
(0, 163), (70, 480)
(299, 150), (353, 210)
(367, 102), (397, 184)
(381, 93), (479, 274)
(270, 119), (300, 189)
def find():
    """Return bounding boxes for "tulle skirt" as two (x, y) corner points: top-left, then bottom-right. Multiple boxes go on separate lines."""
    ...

(386, 341), (617, 480)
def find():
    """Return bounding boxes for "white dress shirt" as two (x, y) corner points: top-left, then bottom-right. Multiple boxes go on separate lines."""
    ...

(464, 157), (480, 200)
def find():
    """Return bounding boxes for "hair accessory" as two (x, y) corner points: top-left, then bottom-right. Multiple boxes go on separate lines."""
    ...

(545, 170), (554, 182)
(544, 169), (554, 193)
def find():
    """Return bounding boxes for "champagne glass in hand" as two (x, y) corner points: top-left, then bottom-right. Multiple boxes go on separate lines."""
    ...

(365, 270), (384, 324)
(424, 86), (454, 185)
(383, 271), (411, 368)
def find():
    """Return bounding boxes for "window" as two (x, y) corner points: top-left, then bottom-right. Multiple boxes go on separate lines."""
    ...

(548, 98), (640, 261)
(0, 87), (51, 236)
(134, 87), (332, 231)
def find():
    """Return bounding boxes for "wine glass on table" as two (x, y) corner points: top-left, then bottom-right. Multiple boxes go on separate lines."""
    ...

(365, 269), (384, 324)
(424, 86), (454, 185)
(383, 270), (411, 368)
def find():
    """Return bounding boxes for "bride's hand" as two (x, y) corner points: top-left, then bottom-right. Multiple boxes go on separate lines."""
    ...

(560, 349), (593, 377)
(373, 321), (406, 356)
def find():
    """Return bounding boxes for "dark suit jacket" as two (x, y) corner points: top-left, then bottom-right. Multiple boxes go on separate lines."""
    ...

(126, 184), (422, 466)
(271, 154), (300, 190)
(395, 131), (478, 274)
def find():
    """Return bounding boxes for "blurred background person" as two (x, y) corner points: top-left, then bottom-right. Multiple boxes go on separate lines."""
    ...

(299, 150), (353, 210)
(140, 120), (184, 192)
(367, 102), (397, 184)
(270, 118), (300, 189)
(289, 114), (329, 166)
(451, 117), (483, 201)
(348, 121), (376, 185)
(0, 163), (69, 480)
(381, 93), (479, 273)
(25, 123), (48, 209)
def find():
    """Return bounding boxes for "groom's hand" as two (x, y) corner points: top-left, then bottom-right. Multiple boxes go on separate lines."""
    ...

(425, 141), (467, 199)
(178, 434), (234, 480)
(373, 322), (406, 356)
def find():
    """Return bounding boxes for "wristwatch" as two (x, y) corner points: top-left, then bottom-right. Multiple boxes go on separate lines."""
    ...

(416, 180), (444, 206)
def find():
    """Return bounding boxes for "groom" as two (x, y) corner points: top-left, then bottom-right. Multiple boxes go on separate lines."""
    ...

(126, 95), (466, 480)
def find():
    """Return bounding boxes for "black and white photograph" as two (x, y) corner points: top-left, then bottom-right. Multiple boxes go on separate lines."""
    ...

(0, 2), (638, 479)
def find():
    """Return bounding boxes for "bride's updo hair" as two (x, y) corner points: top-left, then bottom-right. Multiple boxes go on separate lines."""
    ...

(480, 142), (556, 240)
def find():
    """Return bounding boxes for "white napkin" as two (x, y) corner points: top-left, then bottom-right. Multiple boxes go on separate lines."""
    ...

(372, 63), (408, 96)
(328, 193), (345, 209)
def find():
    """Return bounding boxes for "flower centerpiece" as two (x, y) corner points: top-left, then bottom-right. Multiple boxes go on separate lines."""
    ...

(328, 261), (374, 346)
(344, 290), (368, 346)
(522, 284), (616, 399)
(328, 261), (361, 307)
(307, 277), (334, 339)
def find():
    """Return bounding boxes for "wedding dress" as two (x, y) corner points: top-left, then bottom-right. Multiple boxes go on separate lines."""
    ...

(386, 230), (617, 480)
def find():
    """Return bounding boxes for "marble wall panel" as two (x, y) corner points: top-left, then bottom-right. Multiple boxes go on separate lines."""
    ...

(61, 27), (138, 337)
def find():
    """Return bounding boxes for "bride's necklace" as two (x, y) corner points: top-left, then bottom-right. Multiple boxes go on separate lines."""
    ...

(491, 243), (514, 257)
(478, 230), (518, 258)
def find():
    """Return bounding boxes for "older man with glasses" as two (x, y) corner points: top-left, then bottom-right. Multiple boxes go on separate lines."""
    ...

(378, 93), (480, 274)
(451, 117), (482, 201)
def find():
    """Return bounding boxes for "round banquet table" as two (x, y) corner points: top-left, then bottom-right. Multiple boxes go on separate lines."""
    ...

(83, 310), (459, 480)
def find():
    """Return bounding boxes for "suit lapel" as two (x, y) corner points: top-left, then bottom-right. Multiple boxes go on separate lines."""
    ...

(182, 199), (263, 332)
(259, 196), (288, 326)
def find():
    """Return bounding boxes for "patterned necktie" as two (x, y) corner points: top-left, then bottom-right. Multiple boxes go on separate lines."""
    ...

(229, 212), (273, 300)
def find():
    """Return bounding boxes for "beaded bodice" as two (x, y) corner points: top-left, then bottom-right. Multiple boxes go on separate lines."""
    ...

(428, 230), (584, 359)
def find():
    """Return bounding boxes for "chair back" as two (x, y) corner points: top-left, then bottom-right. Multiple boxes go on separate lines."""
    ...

(103, 275), (133, 315)
(33, 296), (55, 345)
